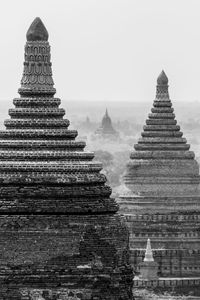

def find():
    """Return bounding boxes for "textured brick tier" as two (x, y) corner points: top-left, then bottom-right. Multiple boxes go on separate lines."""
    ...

(0, 161), (103, 171)
(4, 118), (70, 129)
(0, 172), (106, 184)
(0, 186), (118, 213)
(0, 150), (94, 160)
(148, 112), (175, 118)
(134, 143), (190, 150)
(0, 129), (78, 139)
(0, 140), (86, 151)
(151, 107), (174, 113)
(9, 108), (66, 118)
(146, 119), (177, 125)
(141, 131), (183, 137)
(118, 196), (200, 212)
(130, 150), (194, 159)
(138, 137), (186, 143)
(13, 97), (61, 107)
(143, 124), (180, 131)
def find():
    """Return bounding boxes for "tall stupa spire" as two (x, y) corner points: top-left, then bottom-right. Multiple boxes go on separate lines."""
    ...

(0, 18), (133, 299)
(19, 17), (55, 96)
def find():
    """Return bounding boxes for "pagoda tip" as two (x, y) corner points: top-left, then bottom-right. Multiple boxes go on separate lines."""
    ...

(26, 17), (49, 41)
(157, 70), (168, 85)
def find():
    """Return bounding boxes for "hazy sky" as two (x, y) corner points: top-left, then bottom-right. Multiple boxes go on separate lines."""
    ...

(1, 0), (200, 102)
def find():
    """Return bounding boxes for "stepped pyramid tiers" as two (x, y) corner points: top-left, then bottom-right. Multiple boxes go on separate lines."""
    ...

(123, 70), (200, 201)
(95, 109), (119, 138)
(0, 18), (133, 299)
(118, 71), (200, 279)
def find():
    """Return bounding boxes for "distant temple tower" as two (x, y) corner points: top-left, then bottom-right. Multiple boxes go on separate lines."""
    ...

(0, 18), (133, 299)
(118, 71), (200, 281)
(95, 109), (119, 138)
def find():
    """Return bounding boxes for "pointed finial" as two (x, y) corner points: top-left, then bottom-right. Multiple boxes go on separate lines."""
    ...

(19, 17), (56, 96)
(26, 17), (49, 41)
(144, 238), (154, 262)
(105, 108), (108, 116)
(157, 70), (168, 85)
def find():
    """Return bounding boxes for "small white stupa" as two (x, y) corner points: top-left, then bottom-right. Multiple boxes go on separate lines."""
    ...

(139, 238), (158, 280)
(144, 238), (154, 262)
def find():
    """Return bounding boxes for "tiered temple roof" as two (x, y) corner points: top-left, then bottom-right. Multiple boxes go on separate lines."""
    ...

(118, 71), (200, 282)
(0, 18), (133, 299)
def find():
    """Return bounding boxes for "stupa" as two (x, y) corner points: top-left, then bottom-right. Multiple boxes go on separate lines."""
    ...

(118, 71), (200, 279)
(95, 109), (119, 138)
(0, 18), (133, 299)
(138, 239), (158, 280)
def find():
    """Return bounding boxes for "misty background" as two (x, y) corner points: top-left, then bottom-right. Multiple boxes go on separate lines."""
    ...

(0, 0), (200, 193)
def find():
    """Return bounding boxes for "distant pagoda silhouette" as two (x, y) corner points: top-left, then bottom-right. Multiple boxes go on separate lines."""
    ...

(0, 18), (133, 299)
(118, 71), (200, 282)
(95, 109), (119, 138)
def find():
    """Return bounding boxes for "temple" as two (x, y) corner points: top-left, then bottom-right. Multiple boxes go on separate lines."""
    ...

(118, 71), (200, 281)
(0, 18), (133, 299)
(95, 109), (119, 138)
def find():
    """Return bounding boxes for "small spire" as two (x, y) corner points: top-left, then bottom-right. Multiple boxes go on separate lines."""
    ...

(157, 70), (168, 85)
(105, 108), (108, 117)
(26, 17), (49, 41)
(144, 238), (154, 262)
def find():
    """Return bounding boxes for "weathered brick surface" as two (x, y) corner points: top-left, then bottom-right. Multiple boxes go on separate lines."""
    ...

(0, 215), (133, 299)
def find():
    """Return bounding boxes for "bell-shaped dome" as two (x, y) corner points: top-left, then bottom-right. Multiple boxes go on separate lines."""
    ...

(157, 70), (168, 85)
